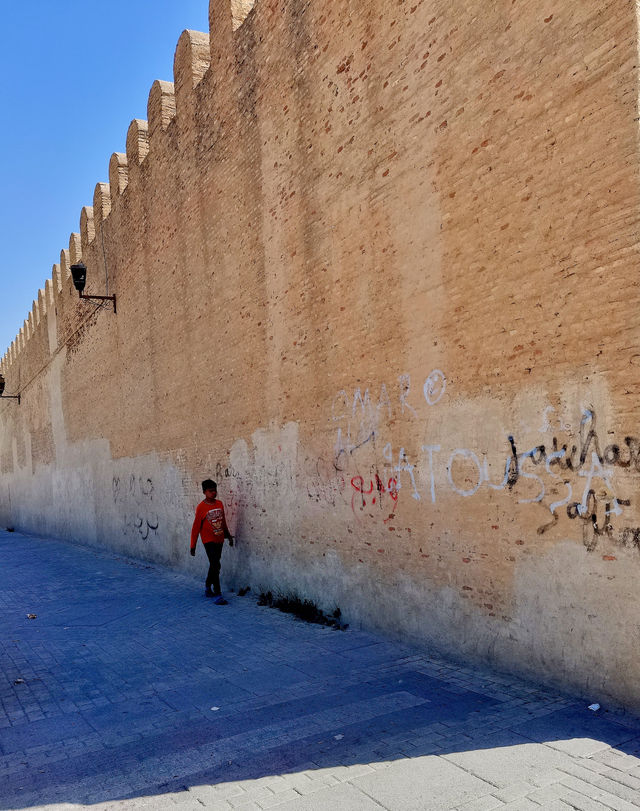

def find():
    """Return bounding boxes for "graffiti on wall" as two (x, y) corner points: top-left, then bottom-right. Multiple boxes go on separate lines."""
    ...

(212, 444), (298, 536)
(329, 371), (446, 522)
(112, 474), (159, 541)
(326, 372), (640, 553)
(439, 409), (640, 552)
(202, 371), (639, 557)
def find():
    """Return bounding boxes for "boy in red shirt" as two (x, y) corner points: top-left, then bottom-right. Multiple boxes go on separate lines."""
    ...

(190, 479), (234, 604)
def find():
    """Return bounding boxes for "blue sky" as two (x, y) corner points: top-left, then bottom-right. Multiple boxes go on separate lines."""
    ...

(0, 0), (211, 356)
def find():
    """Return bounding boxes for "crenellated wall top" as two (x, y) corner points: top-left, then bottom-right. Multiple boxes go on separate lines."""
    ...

(1, 0), (258, 377)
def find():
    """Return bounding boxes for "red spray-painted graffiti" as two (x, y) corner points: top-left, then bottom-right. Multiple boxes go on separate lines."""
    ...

(351, 474), (399, 518)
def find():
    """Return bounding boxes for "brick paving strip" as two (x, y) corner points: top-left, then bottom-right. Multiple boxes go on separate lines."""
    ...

(1, 530), (639, 811)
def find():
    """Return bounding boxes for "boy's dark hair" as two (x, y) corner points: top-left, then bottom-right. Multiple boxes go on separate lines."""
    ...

(201, 479), (217, 492)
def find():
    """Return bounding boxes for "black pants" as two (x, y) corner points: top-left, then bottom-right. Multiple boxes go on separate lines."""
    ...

(204, 542), (223, 594)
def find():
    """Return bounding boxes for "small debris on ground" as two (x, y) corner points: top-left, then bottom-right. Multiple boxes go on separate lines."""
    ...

(26, 614), (37, 620)
(210, 706), (220, 712)
(588, 703), (601, 712)
(14, 678), (25, 685)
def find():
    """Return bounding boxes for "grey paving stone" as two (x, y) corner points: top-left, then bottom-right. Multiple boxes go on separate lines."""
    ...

(551, 786), (626, 811)
(499, 800), (540, 811)
(575, 757), (620, 776)
(454, 795), (506, 811)
(189, 782), (245, 800)
(558, 775), (640, 811)
(0, 712), (93, 754)
(597, 768), (640, 792)
(511, 709), (639, 758)
(228, 801), (263, 811)
(519, 782), (565, 805)
(276, 772), (319, 795)
(442, 731), (579, 789)
(271, 782), (383, 810)
(255, 788), (301, 808)
(593, 746), (640, 773)
(561, 769), (640, 807)
(351, 754), (495, 809)
(491, 781), (536, 803)
(559, 759), (637, 789)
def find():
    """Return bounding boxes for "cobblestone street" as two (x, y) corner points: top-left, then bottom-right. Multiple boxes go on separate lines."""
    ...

(1, 529), (639, 811)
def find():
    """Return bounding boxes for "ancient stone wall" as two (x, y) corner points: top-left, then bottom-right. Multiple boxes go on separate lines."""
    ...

(2, 0), (640, 709)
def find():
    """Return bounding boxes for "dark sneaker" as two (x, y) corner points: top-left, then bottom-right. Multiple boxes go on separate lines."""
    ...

(213, 596), (228, 605)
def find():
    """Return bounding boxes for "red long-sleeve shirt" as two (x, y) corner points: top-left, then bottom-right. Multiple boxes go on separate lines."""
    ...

(190, 499), (229, 549)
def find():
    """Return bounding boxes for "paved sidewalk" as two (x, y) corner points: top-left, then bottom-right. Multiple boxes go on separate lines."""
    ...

(1, 530), (639, 811)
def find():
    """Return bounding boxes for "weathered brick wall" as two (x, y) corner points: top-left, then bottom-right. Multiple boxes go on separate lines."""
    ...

(2, 0), (640, 708)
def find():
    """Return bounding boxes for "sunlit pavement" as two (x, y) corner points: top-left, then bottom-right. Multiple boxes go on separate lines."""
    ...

(1, 530), (639, 811)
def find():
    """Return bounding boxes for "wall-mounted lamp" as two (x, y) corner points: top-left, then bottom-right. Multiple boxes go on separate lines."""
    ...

(0, 374), (20, 404)
(70, 262), (117, 313)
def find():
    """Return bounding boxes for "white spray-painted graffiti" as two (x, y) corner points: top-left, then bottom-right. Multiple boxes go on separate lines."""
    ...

(327, 373), (640, 553)
(423, 370), (447, 406)
(332, 371), (446, 464)
(328, 373), (447, 521)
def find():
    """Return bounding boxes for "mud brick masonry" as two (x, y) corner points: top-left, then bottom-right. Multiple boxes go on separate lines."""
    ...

(1, 0), (639, 710)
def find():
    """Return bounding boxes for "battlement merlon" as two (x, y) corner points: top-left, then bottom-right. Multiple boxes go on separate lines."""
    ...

(209, 0), (255, 65)
(174, 30), (210, 100)
(37, 290), (46, 324)
(109, 153), (128, 204)
(93, 183), (111, 225)
(50, 262), (63, 313)
(148, 81), (176, 140)
(69, 233), (82, 266)
(45, 278), (54, 309)
(209, 0), (255, 53)
(126, 119), (149, 166)
(231, 0), (256, 30)
(80, 207), (95, 253)
(52, 263), (62, 295)
(59, 249), (71, 282)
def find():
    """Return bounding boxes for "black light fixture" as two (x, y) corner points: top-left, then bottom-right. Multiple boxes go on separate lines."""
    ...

(0, 374), (20, 404)
(70, 262), (116, 313)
